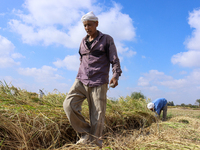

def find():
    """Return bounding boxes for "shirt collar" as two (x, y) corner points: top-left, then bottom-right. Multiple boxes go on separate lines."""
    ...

(84, 30), (104, 42)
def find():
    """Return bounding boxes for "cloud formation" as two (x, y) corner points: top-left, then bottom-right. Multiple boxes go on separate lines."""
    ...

(138, 70), (174, 88)
(98, 3), (136, 42)
(18, 65), (63, 82)
(136, 69), (200, 104)
(19, 0), (93, 27)
(53, 55), (80, 71)
(171, 8), (200, 67)
(8, 0), (136, 53)
(8, 0), (137, 79)
(171, 51), (200, 67)
(137, 69), (200, 90)
(0, 35), (23, 68)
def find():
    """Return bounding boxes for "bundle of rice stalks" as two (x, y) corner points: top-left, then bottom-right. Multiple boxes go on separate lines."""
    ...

(0, 110), (77, 150)
(0, 81), (159, 149)
(105, 96), (156, 133)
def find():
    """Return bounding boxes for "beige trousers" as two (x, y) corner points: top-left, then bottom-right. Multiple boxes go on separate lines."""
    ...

(63, 79), (108, 147)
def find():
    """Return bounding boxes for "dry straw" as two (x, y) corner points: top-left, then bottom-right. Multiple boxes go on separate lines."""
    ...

(1, 81), (200, 149)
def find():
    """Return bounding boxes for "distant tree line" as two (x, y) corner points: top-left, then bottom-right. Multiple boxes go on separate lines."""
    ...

(130, 92), (200, 108)
(167, 101), (174, 106)
(167, 99), (200, 108)
(175, 103), (199, 108)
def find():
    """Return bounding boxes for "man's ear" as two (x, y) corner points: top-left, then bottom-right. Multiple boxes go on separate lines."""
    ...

(95, 21), (99, 27)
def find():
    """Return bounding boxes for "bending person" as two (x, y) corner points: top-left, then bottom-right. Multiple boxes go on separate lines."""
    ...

(147, 98), (167, 121)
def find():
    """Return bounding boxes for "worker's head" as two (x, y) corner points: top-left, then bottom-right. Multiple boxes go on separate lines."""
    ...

(147, 102), (154, 111)
(81, 11), (98, 37)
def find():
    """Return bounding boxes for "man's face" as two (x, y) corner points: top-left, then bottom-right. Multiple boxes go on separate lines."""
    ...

(83, 21), (98, 37)
(150, 108), (154, 111)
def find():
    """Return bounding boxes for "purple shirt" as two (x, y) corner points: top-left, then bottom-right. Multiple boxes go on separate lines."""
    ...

(76, 31), (122, 87)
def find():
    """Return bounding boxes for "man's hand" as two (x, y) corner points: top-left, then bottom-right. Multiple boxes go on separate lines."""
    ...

(109, 77), (118, 88)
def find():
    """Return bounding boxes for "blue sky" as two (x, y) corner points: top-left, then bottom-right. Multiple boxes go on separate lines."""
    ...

(1, 0), (200, 105)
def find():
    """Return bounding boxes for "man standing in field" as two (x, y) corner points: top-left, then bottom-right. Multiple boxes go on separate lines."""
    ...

(63, 11), (122, 147)
(147, 98), (167, 121)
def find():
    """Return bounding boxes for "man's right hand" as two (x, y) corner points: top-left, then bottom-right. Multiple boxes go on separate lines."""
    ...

(109, 77), (118, 88)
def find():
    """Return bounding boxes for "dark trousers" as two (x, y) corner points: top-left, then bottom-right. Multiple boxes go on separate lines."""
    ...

(159, 104), (167, 121)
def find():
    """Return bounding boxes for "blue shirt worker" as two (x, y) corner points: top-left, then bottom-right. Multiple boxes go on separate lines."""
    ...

(147, 98), (167, 121)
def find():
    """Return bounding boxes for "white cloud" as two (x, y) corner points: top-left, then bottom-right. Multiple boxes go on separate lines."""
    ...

(160, 79), (187, 89)
(98, 3), (135, 42)
(8, 20), (82, 48)
(11, 53), (25, 59)
(8, 0), (94, 48)
(126, 50), (136, 57)
(0, 35), (23, 68)
(140, 70), (173, 84)
(136, 69), (200, 104)
(123, 66), (128, 72)
(172, 8), (200, 67)
(138, 77), (150, 86)
(171, 51), (200, 67)
(138, 70), (187, 89)
(19, 0), (93, 27)
(18, 65), (63, 82)
(98, 3), (136, 54)
(1, 76), (14, 83)
(186, 8), (200, 50)
(0, 35), (15, 55)
(53, 55), (80, 71)
(115, 41), (136, 55)
(0, 57), (20, 68)
(8, 0), (136, 56)
(179, 71), (187, 75)
(187, 68), (200, 84)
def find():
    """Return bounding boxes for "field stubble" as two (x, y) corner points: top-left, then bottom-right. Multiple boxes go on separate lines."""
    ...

(0, 82), (200, 149)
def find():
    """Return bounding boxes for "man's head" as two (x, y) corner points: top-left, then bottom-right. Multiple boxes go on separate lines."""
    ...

(147, 102), (154, 111)
(81, 11), (98, 22)
(81, 11), (98, 37)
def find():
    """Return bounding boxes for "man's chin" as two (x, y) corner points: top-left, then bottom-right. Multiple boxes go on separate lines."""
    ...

(87, 32), (92, 36)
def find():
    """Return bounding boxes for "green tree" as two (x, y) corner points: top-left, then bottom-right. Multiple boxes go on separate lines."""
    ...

(167, 101), (174, 106)
(181, 103), (185, 107)
(196, 99), (200, 107)
(131, 92), (146, 100)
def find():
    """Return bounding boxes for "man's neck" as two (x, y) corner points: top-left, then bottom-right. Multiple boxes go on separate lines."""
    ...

(88, 31), (98, 42)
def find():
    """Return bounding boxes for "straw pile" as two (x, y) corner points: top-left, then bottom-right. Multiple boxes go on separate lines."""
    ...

(1, 81), (200, 149)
